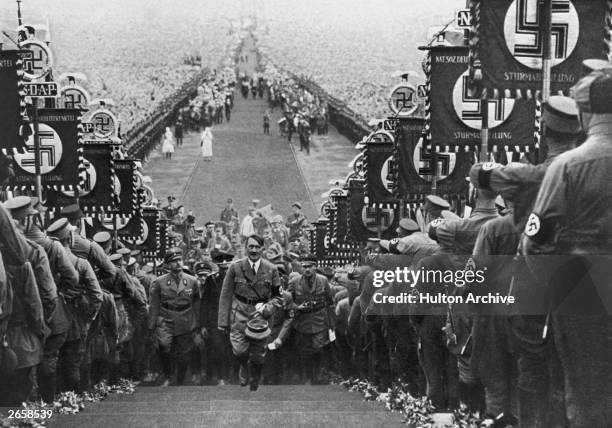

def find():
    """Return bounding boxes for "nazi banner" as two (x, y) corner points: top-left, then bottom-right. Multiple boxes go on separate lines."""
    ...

(348, 179), (399, 244)
(427, 46), (536, 152)
(364, 132), (396, 204)
(469, 0), (609, 97)
(46, 144), (114, 212)
(0, 50), (27, 153)
(112, 159), (137, 215)
(394, 120), (472, 201)
(10, 108), (82, 191)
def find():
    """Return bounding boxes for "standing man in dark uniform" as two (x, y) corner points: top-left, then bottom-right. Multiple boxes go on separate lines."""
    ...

(286, 202), (307, 238)
(174, 117), (184, 148)
(522, 69), (612, 427)
(148, 248), (201, 386)
(287, 255), (334, 384)
(220, 198), (239, 239)
(217, 234), (281, 391)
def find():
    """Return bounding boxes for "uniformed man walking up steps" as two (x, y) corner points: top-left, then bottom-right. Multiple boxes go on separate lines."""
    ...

(217, 234), (281, 391)
(149, 248), (201, 386)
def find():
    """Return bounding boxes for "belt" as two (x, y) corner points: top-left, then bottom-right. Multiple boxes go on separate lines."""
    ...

(161, 302), (191, 311)
(235, 294), (266, 306)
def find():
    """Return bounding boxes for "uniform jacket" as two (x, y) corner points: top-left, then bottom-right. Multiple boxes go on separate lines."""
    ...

(286, 213), (306, 237)
(71, 234), (115, 280)
(67, 251), (103, 340)
(288, 273), (334, 334)
(149, 272), (200, 336)
(24, 239), (57, 328)
(217, 258), (280, 330)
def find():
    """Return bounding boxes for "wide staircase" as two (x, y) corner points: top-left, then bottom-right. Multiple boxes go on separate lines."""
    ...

(49, 384), (405, 428)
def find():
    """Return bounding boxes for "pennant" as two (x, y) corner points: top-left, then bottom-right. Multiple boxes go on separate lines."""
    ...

(0, 50), (27, 153)
(394, 121), (472, 202)
(364, 131), (396, 204)
(469, 0), (610, 97)
(9, 108), (83, 191)
(347, 179), (399, 244)
(46, 144), (115, 212)
(112, 159), (137, 215)
(427, 46), (536, 152)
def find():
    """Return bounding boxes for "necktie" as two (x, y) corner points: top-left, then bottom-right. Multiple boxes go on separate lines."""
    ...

(251, 263), (257, 275)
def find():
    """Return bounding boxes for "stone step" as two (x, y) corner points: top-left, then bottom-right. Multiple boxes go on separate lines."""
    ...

(51, 411), (405, 428)
(104, 390), (363, 402)
(79, 399), (383, 413)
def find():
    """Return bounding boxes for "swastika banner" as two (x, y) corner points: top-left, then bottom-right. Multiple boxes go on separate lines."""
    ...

(0, 50), (27, 153)
(469, 0), (609, 97)
(138, 208), (162, 257)
(46, 143), (114, 212)
(330, 194), (349, 247)
(394, 121), (472, 202)
(428, 46), (536, 152)
(364, 138), (396, 204)
(112, 159), (137, 215)
(84, 211), (143, 240)
(9, 108), (82, 191)
(348, 179), (399, 244)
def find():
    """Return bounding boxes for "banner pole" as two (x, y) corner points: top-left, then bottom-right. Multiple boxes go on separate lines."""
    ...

(542, 0), (553, 102)
(480, 94), (489, 162)
(33, 98), (42, 201)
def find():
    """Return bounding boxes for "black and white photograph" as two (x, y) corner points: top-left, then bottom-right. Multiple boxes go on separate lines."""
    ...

(0, 0), (611, 427)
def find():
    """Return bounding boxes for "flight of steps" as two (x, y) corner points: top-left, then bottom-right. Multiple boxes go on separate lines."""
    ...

(49, 384), (406, 428)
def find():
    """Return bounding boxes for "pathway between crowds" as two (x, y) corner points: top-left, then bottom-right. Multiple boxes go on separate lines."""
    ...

(49, 385), (405, 427)
(143, 37), (357, 223)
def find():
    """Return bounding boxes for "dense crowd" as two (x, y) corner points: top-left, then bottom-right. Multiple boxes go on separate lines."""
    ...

(254, 0), (461, 120)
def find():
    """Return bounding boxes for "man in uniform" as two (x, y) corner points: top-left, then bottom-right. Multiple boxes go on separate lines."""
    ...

(521, 69), (612, 427)
(220, 198), (239, 237)
(47, 218), (103, 393)
(60, 204), (116, 282)
(286, 202), (307, 238)
(148, 248), (201, 386)
(380, 217), (438, 262)
(287, 255), (334, 384)
(470, 96), (584, 427)
(217, 234), (281, 390)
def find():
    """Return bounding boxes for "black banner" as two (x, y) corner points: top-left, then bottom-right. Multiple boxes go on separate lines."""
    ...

(46, 144), (114, 212)
(137, 207), (161, 256)
(10, 108), (82, 190)
(469, 0), (608, 97)
(364, 138), (396, 204)
(428, 46), (536, 152)
(112, 159), (136, 215)
(84, 212), (143, 241)
(394, 122), (472, 202)
(329, 193), (349, 247)
(0, 50), (26, 153)
(312, 218), (330, 261)
(348, 179), (399, 244)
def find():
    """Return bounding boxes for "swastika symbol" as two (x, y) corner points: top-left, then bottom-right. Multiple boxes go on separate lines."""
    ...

(19, 40), (52, 80)
(504, 0), (579, 69)
(389, 84), (418, 117)
(452, 71), (515, 130)
(14, 124), (63, 174)
(64, 90), (86, 109)
(361, 207), (395, 232)
(94, 113), (114, 137)
(413, 138), (457, 182)
(22, 49), (45, 73)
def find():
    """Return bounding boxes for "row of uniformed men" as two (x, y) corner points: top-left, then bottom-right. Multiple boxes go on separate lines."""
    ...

(336, 61), (612, 428)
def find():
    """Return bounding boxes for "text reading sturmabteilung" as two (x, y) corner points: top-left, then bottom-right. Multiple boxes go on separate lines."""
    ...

(371, 267), (516, 305)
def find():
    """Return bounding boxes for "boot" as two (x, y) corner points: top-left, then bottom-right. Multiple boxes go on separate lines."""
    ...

(159, 352), (172, 386)
(38, 372), (56, 404)
(237, 355), (249, 387)
(249, 362), (262, 391)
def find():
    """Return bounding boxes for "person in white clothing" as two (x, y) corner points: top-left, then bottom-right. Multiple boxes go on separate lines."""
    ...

(200, 126), (213, 160)
(162, 127), (175, 160)
(239, 208), (256, 243)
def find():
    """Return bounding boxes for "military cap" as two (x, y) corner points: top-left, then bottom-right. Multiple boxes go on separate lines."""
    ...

(195, 227), (204, 233)
(542, 96), (581, 134)
(211, 250), (234, 265)
(164, 248), (182, 264)
(271, 214), (283, 223)
(424, 195), (450, 211)
(30, 197), (47, 213)
(127, 257), (137, 267)
(117, 247), (131, 256)
(190, 237), (200, 243)
(299, 254), (318, 266)
(4, 196), (37, 217)
(93, 231), (111, 244)
(582, 59), (612, 76)
(396, 218), (419, 234)
(441, 210), (461, 221)
(366, 237), (380, 249)
(46, 217), (75, 240)
(245, 317), (270, 340)
(130, 249), (141, 257)
(194, 261), (215, 275)
(141, 264), (154, 274)
(60, 203), (83, 220)
(181, 266), (193, 275)
(205, 221), (215, 227)
(109, 253), (123, 265)
(292, 202), (302, 209)
(572, 69), (612, 114)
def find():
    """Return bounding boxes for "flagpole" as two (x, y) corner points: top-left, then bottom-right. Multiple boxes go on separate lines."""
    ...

(542, 0), (553, 102)
(16, 0), (22, 26)
(480, 93), (489, 162)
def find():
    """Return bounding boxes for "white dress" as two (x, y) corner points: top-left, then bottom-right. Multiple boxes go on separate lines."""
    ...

(200, 127), (213, 159)
(162, 135), (174, 154)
